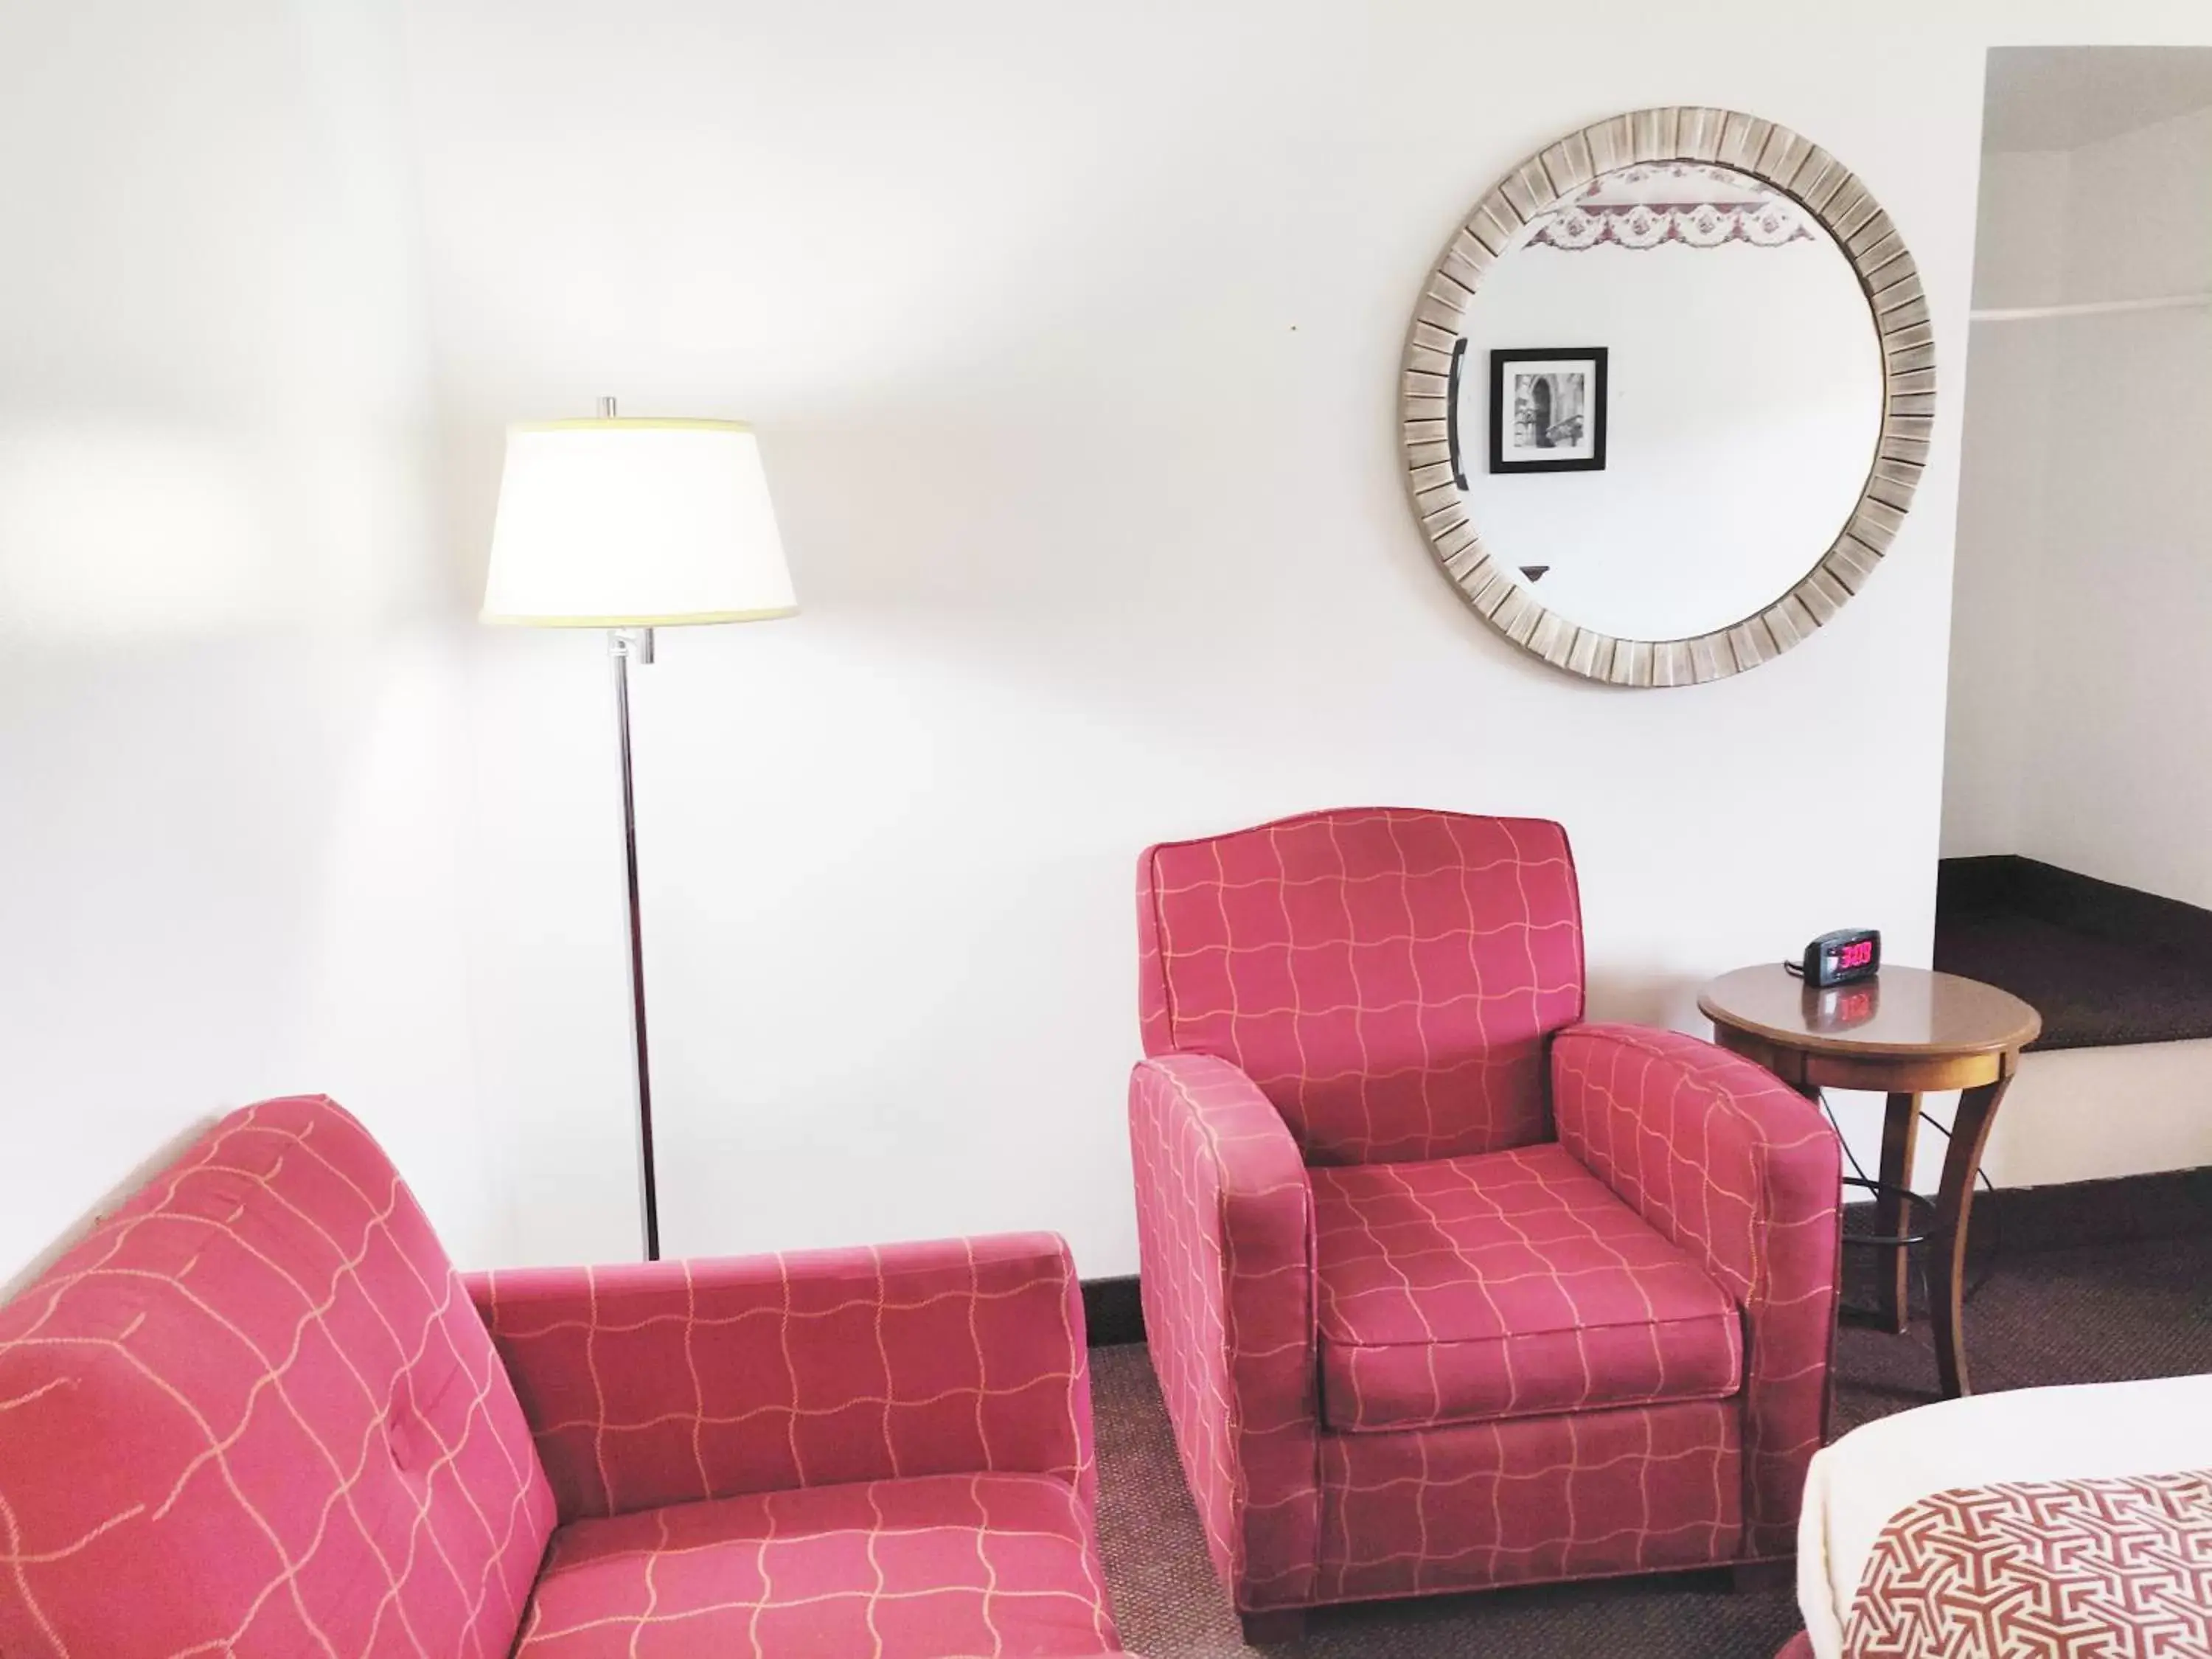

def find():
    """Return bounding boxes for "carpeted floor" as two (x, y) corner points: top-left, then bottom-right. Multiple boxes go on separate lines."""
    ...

(1934, 908), (2212, 1049)
(1091, 1228), (2212, 1656)
(1933, 855), (2212, 1050)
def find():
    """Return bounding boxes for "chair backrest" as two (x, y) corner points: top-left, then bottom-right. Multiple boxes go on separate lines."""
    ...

(1137, 807), (1585, 1164)
(0, 1096), (556, 1659)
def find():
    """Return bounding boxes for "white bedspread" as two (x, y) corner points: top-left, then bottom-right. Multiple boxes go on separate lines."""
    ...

(1796, 1371), (2212, 1659)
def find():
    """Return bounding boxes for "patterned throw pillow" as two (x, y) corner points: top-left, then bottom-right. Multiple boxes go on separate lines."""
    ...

(1844, 1469), (2212, 1658)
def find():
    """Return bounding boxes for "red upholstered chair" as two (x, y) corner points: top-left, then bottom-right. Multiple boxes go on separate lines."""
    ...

(0, 1096), (1125, 1659)
(1129, 807), (1843, 1641)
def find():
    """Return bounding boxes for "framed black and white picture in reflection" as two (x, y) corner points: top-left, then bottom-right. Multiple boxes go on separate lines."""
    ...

(1489, 347), (1608, 473)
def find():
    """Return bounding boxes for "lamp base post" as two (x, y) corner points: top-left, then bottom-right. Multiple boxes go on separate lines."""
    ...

(610, 623), (661, 1261)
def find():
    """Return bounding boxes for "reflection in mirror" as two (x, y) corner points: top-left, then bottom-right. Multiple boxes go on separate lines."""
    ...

(1452, 162), (1882, 642)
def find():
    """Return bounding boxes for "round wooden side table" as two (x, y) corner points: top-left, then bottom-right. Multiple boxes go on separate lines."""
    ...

(1697, 964), (2042, 1399)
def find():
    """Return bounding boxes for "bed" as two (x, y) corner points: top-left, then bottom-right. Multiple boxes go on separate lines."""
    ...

(1793, 1371), (2212, 1658)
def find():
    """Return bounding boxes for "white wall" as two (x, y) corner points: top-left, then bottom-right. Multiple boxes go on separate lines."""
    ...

(1943, 101), (2212, 908)
(0, 0), (511, 1292)
(403, 0), (2210, 1275)
(7, 2), (2210, 1293)
(2019, 105), (2212, 905)
(1939, 147), (2070, 858)
(1983, 1037), (2212, 1187)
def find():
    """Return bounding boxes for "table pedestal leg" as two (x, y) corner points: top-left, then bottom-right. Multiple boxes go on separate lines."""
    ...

(1874, 1093), (1921, 1335)
(1930, 1079), (2008, 1399)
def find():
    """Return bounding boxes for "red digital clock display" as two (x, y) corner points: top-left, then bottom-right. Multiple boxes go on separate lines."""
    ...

(1801, 929), (1881, 987)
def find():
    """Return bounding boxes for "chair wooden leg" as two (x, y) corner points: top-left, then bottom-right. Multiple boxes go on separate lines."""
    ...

(1240, 1607), (1307, 1646)
(1732, 1558), (1795, 1592)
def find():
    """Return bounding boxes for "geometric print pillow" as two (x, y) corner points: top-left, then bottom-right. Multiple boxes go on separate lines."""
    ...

(1844, 1470), (2212, 1658)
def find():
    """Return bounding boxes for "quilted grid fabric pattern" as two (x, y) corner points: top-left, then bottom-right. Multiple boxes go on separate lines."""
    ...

(1137, 808), (1585, 1166)
(1127, 810), (1846, 1621)
(1553, 1023), (1842, 1558)
(1127, 1053), (1319, 1613)
(516, 1472), (1122, 1658)
(1311, 1143), (1742, 1433)
(0, 1096), (556, 1659)
(469, 1234), (1097, 1527)
(1843, 1470), (2212, 1659)
(1318, 1397), (1742, 1601)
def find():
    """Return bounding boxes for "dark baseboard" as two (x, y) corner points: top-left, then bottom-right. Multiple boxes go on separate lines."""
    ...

(1938, 854), (2212, 967)
(1086, 1166), (2211, 1347)
(1082, 1275), (1144, 1347)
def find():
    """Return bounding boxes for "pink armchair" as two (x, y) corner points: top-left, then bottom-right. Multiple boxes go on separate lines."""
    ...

(0, 1096), (1124, 1658)
(1129, 807), (1841, 1640)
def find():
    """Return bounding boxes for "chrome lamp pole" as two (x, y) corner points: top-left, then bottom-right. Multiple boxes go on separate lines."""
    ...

(481, 397), (799, 1261)
(601, 397), (663, 1259)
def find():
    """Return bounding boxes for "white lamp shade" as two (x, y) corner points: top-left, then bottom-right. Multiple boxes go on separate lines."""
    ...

(481, 418), (797, 626)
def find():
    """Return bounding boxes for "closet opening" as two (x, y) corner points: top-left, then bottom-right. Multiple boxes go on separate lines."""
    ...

(1935, 45), (2212, 1197)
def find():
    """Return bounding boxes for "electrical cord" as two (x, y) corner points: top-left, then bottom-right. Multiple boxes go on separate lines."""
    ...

(1781, 953), (2002, 1307)
(1814, 1088), (2001, 1314)
(1816, 1086), (1873, 1186)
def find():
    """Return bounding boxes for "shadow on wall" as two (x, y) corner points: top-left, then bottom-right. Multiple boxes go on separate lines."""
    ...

(0, 1113), (218, 1306)
(0, 416), (453, 644)
(0, 626), (507, 1286)
(1586, 967), (1712, 1033)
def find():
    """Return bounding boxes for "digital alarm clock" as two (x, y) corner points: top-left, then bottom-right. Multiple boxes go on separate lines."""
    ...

(1798, 928), (1881, 988)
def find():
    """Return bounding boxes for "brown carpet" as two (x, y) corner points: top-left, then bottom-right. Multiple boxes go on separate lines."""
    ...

(1092, 1229), (2212, 1656)
(1934, 855), (2212, 1051)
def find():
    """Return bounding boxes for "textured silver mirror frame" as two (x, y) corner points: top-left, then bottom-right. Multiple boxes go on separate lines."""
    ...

(1401, 108), (1933, 686)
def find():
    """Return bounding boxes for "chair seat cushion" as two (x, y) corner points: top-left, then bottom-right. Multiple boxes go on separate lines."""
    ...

(1312, 1142), (1743, 1433)
(515, 1472), (1121, 1658)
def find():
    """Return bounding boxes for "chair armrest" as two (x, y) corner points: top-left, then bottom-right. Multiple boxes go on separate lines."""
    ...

(1552, 1022), (1842, 1558)
(1128, 1052), (1318, 1613)
(465, 1231), (1094, 1525)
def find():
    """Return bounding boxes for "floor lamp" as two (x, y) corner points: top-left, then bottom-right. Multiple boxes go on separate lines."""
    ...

(480, 399), (797, 1260)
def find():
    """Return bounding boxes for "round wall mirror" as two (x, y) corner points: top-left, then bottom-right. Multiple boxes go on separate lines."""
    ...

(1401, 108), (1933, 685)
